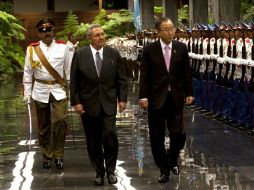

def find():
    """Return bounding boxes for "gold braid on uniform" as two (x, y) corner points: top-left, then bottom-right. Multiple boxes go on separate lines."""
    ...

(29, 46), (42, 69)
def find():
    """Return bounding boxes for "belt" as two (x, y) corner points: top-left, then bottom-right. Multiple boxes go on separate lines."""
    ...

(35, 79), (58, 85)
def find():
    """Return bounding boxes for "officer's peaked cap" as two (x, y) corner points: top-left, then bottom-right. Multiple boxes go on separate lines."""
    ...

(242, 22), (251, 30)
(214, 23), (220, 30)
(36, 17), (55, 28)
(207, 24), (214, 31)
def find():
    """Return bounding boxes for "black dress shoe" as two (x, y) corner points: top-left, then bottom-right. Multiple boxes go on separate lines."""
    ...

(158, 174), (169, 183)
(204, 112), (214, 117)
(108, 174), (118, 184)
(170, 165), (180, 175)
(43, 160), (51, 169)
(94, 174), (104, 186)
(55, 159), (64, 170)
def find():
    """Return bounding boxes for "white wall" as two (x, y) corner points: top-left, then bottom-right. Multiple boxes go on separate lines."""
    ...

(13, 0), (47, 13)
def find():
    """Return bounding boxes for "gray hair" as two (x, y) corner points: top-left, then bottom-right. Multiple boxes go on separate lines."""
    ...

(86, 24), (102, 37)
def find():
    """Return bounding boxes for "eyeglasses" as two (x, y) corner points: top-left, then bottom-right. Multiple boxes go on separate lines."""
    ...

(38, 26), (54, 33)
(160, 28), (175, 33)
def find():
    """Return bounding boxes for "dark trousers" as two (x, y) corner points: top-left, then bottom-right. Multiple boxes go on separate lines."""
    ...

(81, 110), (118, 176)
(148, 92), (186, 175)
(35, 94), (68, 160)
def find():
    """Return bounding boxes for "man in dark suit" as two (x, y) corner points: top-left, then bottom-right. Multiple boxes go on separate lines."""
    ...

(139, 17), (194, 183)
(70, 24), (128, 186)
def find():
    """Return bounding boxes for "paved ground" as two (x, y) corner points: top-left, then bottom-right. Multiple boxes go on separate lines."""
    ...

(0, 74), (254, 190)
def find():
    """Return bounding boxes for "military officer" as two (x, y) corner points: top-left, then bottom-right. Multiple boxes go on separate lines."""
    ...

(23, 17), (70, 170)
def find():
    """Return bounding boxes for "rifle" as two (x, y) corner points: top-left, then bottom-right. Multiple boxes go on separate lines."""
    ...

(203, 32), (210, 81)
(190, 37), (196, 73)
(210, 32), (217, 81)
(216, 37), (224, 85)
(210, 32), (218, 81)
(238, 31), (247, 91)
(187, 35), (191, 53)
(193, 36), (199, 76)
(248, 37), (254, 92)
(222, 36), (231, 87)
(227, 32), (237, 89)
(194, 37), (203, 79)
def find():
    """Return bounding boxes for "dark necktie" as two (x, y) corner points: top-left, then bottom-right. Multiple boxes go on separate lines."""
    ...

(95, 51), (102, 76)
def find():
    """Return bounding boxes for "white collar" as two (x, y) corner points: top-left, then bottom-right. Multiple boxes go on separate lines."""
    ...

(160, 39), (172, 50)
(40, 39), (55, 48)
(90, 45), (103, 56)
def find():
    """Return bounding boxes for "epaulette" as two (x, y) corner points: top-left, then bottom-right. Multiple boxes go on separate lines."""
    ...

(29, 41), (40, 46)
(55, 40), (66, 44)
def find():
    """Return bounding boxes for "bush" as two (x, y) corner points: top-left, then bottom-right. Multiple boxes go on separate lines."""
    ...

(0, 11), (26, 74)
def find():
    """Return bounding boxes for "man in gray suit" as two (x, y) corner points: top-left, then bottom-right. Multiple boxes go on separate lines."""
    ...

(70, 24), (128, 186)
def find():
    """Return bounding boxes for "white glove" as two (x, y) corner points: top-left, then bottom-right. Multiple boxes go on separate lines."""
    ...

(23, 95), (31, 104)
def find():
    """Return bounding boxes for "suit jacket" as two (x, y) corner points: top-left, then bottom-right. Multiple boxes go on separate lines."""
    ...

(139, 40), (193, 110)
(70, 45), (128, 116)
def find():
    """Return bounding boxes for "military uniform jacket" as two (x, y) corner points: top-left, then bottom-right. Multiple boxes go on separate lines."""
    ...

(23, 40), (70, 103)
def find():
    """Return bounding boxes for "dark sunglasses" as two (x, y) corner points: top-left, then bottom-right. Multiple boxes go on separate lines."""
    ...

(38, 26), (54, 33)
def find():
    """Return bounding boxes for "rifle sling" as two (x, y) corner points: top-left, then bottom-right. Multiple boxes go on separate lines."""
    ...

(33, 46), (66, 87)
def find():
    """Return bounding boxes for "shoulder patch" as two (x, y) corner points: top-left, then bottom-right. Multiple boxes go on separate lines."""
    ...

(29, 41), (40, 46)
(55, 40), (66, 44)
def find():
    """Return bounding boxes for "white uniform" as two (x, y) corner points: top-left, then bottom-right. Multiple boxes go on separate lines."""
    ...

(23, 40), (70, 103)
(66, 40), (79, 64)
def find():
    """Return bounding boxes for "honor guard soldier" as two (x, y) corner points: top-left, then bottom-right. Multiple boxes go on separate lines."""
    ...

(200, 24), (210, 112)
(244, 22), (253, 64)
(209, 24), (218, 81)
(236, 22), (252, 128)
(208, 24), (219, 115)
(247, 22), (254, 135)
(223, 23), (237, 124)
(242, 22), (254, 130)
(201, 24), (210, 80)
(195, 24), (204, 79)
(191, 24), (202, 108)
(214, 22), (228, 119)
(195, 24), (205, 109)
(23, 17), (70, 170)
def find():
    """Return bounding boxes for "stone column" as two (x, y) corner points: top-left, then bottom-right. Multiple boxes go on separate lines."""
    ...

(189, 0), (208, 26)
(218, 0), (240, 23)
(47, 0), (55, 12)
(210, 0), (240, 24)
(128, 0), (134, 12)
(141, 0), (154, 29)
(163, 0), (177, 25)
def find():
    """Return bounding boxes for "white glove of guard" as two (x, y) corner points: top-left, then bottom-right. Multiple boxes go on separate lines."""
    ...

(23, 95), (31, 104)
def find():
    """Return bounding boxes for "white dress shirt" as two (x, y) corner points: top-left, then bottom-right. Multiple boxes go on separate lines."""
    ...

(90, 45), (103, 75)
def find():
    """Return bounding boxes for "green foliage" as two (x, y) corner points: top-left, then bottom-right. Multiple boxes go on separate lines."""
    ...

(59, 9), (135, 47)
(0, 1), (13, 13)
(56, 10), (80, 39)
(93, 9), (135, 39)
(0, 11), (26, 75)
(73, 23), (91, 46)
(241, 0), (251, 15)
(178, 5), (189, 25)
(154, 6), (163, 14)
(242, 0), (254, 22)
(93, 9), (108, 26)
